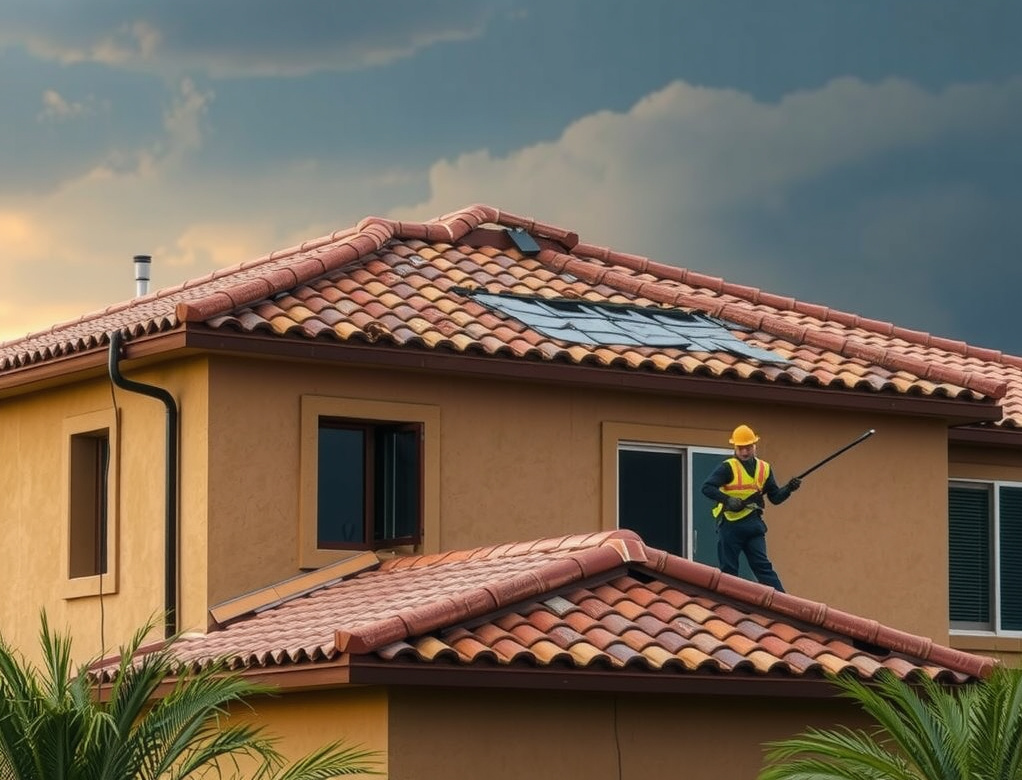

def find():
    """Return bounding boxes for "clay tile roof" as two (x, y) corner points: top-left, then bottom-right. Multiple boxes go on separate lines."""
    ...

(1, 204), (1014, 423)
(127, 530), (994, 689)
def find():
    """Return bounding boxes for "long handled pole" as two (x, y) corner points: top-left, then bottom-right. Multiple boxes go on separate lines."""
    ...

(795, 429), (876, 480)
(738, 428), (877, 509)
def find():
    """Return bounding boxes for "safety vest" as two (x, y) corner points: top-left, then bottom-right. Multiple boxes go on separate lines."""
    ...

(712, 457), (771, 522)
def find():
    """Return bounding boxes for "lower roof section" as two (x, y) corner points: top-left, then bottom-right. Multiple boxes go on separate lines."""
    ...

(109, 531), (995, 697)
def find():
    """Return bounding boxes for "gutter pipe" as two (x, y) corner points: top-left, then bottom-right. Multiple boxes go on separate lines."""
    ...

(107, 330), (179, 639)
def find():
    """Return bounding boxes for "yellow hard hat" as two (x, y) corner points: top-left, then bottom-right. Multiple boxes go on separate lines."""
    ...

(729, 424), (760, 446)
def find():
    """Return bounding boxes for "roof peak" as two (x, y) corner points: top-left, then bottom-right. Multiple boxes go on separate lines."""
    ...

(1, 203), (1015, 413)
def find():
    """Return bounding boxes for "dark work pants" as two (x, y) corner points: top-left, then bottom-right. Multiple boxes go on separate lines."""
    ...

(716, 514), (785, 592)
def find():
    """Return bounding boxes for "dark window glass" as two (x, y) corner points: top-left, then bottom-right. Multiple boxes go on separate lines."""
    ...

(948, 484), (991, 628)
(318, 427), (365, 546)
(374, 427), (420, 542)
(618, 448), (684, 555)
(999, 487), (1022, 631)
(318, 420), (421, 549)
(69, 431), (109, 578)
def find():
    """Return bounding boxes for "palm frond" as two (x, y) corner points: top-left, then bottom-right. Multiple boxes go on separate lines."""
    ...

(760, 724), (918, 780)
(262, 741), (382, 780)
(0, 614), (380, 780)
(759, 669), (1022, 780)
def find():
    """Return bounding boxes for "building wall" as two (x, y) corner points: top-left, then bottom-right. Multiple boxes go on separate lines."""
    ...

(0, 348), (959, 656)
(230, 687), (389, 776)
(948, 442), (1022, 666)
(387, 686), (866, 780)
(201, 353), (951, 643)
(0, 357), (209, 660)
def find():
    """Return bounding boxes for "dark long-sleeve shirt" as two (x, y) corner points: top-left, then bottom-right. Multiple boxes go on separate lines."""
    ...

(701, 457), (793, 514)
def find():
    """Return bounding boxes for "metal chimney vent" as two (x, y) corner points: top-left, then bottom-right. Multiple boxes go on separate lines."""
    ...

(134, 255), (151, 297)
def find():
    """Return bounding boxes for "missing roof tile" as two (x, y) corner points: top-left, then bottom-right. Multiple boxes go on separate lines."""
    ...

(506, 227), (541, 256)
(543, 595), (575, 616)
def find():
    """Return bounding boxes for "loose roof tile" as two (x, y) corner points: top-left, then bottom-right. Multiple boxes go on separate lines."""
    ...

(110, 530), (995, 689)
(1, 204), (1016, 423)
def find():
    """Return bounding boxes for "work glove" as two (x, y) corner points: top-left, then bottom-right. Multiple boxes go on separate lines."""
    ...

(786, 477), (802, 492)
(723, 496), (744, 512)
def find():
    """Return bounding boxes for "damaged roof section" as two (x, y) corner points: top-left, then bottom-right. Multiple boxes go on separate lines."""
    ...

(0, 204), (1011, 424)
(116, 531), (993, 693)
(458, 289), (790, 364)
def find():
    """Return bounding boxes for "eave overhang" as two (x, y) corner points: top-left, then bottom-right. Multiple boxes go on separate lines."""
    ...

(0, 324), (1002, 427)
(949, 425), (1022, 448)
(342, 657), (846, 699)
(226, 655), (929, 700)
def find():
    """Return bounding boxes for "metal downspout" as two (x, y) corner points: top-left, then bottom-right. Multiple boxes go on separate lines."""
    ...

(107, 330), (179, 639)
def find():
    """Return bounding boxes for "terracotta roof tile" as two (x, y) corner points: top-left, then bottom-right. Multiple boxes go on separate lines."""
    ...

(4, 204), (1015, 426)
(110, 530), (997, 689)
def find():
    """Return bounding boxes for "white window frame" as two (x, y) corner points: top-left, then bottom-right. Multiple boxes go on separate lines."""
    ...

(949, 477), (1022, 638)
(601, 421), (730, 563)
(616, 441), (730, 559)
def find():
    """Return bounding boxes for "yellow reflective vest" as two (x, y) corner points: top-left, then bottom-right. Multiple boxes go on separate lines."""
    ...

(712, 457), (771, 522)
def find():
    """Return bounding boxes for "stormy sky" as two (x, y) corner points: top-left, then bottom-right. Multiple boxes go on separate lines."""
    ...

(1, 0), (1020, 355)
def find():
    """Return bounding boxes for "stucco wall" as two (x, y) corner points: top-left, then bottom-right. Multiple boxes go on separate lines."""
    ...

(202, 354), (951, 642)
(0, 358), (208, 660)
(0, 348), (957, 657)
(229, 687), (389, 776)
(387, 686), (866, 780)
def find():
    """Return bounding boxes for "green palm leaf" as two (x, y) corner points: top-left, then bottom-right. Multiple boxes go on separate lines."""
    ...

(0, 613), (379, 780)
(760, 668), (1022, 780)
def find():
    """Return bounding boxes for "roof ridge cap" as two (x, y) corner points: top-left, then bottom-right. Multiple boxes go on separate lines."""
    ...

(24, 229), (363, 346)
(175, 222), (395, 324)
(334, 530), (647, 654)
(643, 549), (996, 679)
(798, 331), (1008, 399)
(362, 204), (502, 247)
(772, 598), (997, 680)
(536, 247), (1007, 398)
(567, 234), (1022, 367)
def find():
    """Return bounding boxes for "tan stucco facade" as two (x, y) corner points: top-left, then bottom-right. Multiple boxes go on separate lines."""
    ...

(0, 357), (207, 656)
(384, 686), (867, 780)
(198, 354), (951, 641)
(0, 344), (1012, 775)
(0, 350), (961, 652)
(229, 687), (390, 776)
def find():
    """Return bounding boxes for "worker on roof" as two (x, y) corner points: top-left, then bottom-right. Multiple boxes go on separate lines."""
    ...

(700, 424), (801, 592)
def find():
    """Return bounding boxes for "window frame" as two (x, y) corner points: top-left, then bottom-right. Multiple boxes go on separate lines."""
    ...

(602, 422), (730, 564)
(61, 409), (119, 599)
(317, 418), (422, 550)
(949, 477), (1022, 637)
(300, 396), (440, 569)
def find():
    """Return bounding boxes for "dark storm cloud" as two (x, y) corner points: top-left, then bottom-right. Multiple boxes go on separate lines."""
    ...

(0, 0), (1020, 358)
(0, 0), (505, 77)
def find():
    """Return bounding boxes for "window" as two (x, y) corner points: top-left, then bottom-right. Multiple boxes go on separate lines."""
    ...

(62, 409), (119, 598)
(317, 420), (421, 549)
(603, 423), (755, 580)
(69, 430), (109, 578)
(949, 481), (1022, 633)
(300, 396), (440, 568)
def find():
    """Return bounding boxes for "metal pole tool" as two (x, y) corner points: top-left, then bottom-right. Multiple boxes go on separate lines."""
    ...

(738, 429), (877, 509)
(795, 429), (876, 480)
